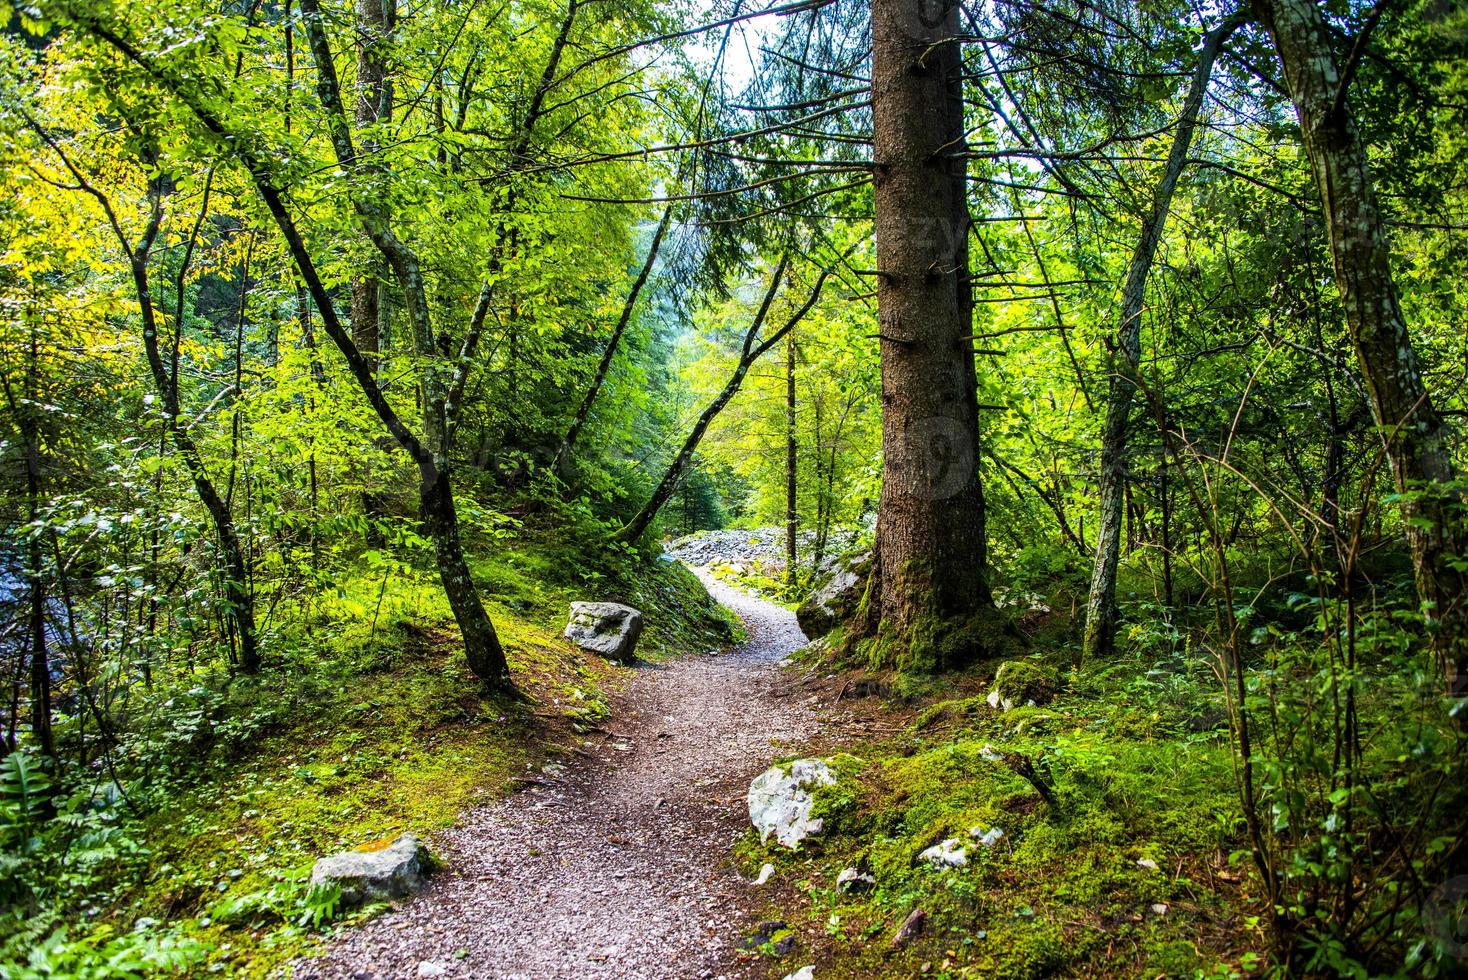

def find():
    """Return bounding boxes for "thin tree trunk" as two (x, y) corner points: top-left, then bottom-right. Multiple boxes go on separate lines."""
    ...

(353, 0), (393, 540)
(16, 321), (54, 763)
(785, 332), (798, 588)
(616, 255), (841, 543)
(1256, 0), (1468, 695)
(555, 205), (673, 477)
(1081, 12), (1239, 665)
(866, 0), (993, 671)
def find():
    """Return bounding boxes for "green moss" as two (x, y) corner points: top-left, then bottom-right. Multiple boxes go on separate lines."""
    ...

(23, 537), (737, 979)
(988, 659), (1061, 710)
(746, 647), (1259, 977)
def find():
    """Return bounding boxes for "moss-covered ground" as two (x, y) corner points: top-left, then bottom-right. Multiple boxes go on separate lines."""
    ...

(14, 533), (733, 978)
(732, 644), (1269, 979)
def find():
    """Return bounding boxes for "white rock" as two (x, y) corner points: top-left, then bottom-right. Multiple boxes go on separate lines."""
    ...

(836, 866), (876, 893)
(563, 601), (643, 662)
(416, 961), (447, 978)
(753, 862), (775, 885)
(781, 968), (815, 980)
(979, 743), (1004, 762)
(748, 759), (837, 849)
(1151, 903), (1169, 915)
(1137, 858), (1159, 870)
(969, 826), (1005, 847)
(310, 834), (425, 907)
(919, 838), (968, 868)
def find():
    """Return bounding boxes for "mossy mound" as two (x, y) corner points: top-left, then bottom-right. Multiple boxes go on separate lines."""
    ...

(736, 648), (1258, 978)
(987, 659), (1061, 711)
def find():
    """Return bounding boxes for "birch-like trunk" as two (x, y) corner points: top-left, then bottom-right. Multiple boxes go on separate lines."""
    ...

(1081, 13), (1239, 665)
(1256, 0), (1467, 695)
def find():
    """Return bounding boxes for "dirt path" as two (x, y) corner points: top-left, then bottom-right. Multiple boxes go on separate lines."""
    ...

(299, 569), (819, 980)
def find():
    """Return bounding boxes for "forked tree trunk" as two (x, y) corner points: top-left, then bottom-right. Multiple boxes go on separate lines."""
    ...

(1256, 0), (1468, 696)
(615, 255), (841, 543)
(1081, 13), (1239, 665)
(865, 0), (993, 671)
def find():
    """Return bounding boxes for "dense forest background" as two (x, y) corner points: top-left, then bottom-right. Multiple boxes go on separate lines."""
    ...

(0, 0), (1465, 975)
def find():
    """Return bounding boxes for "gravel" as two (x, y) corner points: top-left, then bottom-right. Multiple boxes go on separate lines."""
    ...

(296, 569), (819, 980)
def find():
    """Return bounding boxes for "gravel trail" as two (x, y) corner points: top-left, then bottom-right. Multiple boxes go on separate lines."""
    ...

(299, 569), (818, 980)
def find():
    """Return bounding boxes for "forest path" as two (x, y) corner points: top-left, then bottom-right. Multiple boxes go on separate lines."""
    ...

(299, 568), (818, 980)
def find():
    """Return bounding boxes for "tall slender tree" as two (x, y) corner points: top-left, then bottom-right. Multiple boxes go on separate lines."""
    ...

(1255, 0), (1468, 696)
(1081, 11), (1242, 665)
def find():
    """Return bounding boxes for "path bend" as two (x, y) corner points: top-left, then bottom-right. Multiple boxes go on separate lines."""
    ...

(299, 569), (815, 980)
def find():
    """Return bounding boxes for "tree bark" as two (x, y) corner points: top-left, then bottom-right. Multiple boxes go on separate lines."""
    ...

(1081, 12), (1239, 666)
(785, 332), (798, 588)
(616, 256), (840, 543)
(1256, 0), (1468, 695)
(865, 0), (993, 671)
(352, 0), (394, 540)
(555, 205), (672, 477)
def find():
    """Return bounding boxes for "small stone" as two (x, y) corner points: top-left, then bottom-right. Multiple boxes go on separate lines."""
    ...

(1137, 858), (1159, 870)
(415, 962), (446, 978)
(753, 862), (776, 885)
(969, 826), (1005, 847)
(748, 759), (838, 849)
(892, 908), (927, 947)
(919, 838), (968, 868)
(739, 920), (789, 951)
(563, 601), (644, 662)
(311, 834), (426, 908)
(836, 866), (876, 893)
(781, 968), (815, 980)
(1151, 903), (1169, 915)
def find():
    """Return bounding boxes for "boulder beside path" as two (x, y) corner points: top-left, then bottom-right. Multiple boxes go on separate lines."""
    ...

(564, 601), (644, 662)
(310, 834), (425, 907)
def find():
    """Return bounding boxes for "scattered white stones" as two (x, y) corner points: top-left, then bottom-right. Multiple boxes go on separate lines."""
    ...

(748, 758), (837, 849)
(919, 838), (969, 868)
(753, 862), (776, 885)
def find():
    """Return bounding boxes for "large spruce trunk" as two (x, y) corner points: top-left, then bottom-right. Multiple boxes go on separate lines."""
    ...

(1256, 0), (1468, 696)
(865, 0), (995, 672)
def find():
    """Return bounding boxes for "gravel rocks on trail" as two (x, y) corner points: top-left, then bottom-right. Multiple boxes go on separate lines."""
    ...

(297, 569), (820, 980)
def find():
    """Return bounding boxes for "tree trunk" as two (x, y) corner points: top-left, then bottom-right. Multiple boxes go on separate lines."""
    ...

(419, 462), (510, 686)
(132, 244), (260, 674)
(1081, 13), (1238, 666)
(18, 324), (54, 763)
(616, 255), (839, 543)
(785, 332), (798, 588)
(555, 205), (672, 478)
(353, 0), (392, 540)
(1256, 0), (1468, 695)
(865, 0), (993, 672)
